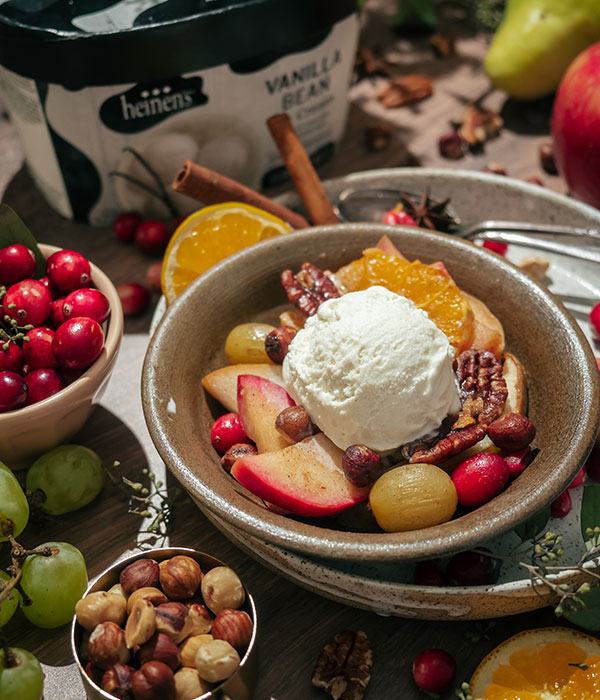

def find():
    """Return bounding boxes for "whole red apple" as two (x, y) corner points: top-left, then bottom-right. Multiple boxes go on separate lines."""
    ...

(551, 42), (600, 208)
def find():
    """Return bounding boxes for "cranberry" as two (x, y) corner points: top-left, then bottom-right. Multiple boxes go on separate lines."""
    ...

(438, 130), (465, 159)
(3, 279), (52, 326)
(46, 250), (91, 293)
(587, 444), (600, 482)
(135, 220), (170, 255)
(53, 317), (104, 370)
(569, 466), (586, 489)
(413, 560), (447, 586)
(49, 297), (67, 327)
(503, 447), (532, 479)
(146, 260), (163, 293)
(25, 368), (63, 405)
(483, 240), (509, 256)
(0, 244), (36, 286)
(0, 342), (23, 373)
(451, 453), (510, 508)
(412, 649), (456, 694)
(382, 206), (418, 227)
(590, 302), (600, 341)
(447, 549), (501, 586)
(210, 413), (248, 454)
(63, 288), (110, 324)
(117, 282), (150, 316)
(551, 489), (572, 518)
(113, 211), (142, 244)
(0, 370), (28, 412)
(23, 326), (57, 369)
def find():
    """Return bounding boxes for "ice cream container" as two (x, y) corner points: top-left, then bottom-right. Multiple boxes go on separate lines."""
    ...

(0, 0), (359, 225)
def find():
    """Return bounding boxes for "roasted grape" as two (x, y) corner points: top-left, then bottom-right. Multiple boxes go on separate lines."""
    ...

(224, 323), (275, 365)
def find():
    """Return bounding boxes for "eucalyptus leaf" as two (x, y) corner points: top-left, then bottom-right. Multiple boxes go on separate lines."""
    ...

(581, 485), (600, 541)
(564, 585), (600, 631)
(514, 506), (550, 543)
(0, 205), (45, 278)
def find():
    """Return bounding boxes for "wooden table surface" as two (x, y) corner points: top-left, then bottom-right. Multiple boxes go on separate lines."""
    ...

(0, 4), (576, 699)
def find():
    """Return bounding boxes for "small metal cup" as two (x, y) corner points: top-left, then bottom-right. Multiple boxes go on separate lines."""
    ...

(71, 547), (258, 700)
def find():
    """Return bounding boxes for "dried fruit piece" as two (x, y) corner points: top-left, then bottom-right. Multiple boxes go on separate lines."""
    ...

(312, 630), (373, 700)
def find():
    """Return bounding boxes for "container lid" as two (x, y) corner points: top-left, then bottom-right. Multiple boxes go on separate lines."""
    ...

(0, 0), (357, 87)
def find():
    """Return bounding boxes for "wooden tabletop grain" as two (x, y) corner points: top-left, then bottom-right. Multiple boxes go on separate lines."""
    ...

(0, 5), (571, 699)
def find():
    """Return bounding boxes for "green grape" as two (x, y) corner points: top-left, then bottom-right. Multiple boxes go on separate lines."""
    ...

(25, 445), (105, 515)
(0, 648), (44, 700)
(0, 461), (29, 542)
(0, 570), (21, 627)
(20, 541), (87, 628)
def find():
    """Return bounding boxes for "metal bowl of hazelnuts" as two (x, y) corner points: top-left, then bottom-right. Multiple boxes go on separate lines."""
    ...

(71, 547), (257, 700)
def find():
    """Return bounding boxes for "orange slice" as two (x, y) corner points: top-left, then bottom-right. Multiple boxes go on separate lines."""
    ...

(333, 248), (474, 354)
(161, 202), (292, 304)
(470, 627), (600, 700)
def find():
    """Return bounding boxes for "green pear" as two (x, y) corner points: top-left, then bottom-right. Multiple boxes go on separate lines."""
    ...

(484, 0), (600, 100)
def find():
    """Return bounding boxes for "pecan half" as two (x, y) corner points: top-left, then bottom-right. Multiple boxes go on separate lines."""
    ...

(281, 263), (340, 317)
(409, 423), (487, 464)
(454, 348), (507, 426)
(376, 74), (433, 108)
(312, 630), (373, 700)
(459, 104), (503, 150)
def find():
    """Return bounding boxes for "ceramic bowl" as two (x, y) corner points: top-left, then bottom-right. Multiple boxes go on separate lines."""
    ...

(71, 547), (258, 700)
(142, 224), (599, 563)
(0, 244), (123, 466)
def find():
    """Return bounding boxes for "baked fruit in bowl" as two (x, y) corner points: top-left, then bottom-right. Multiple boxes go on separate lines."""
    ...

(0, 243), (123, 465)
(142, 224), (599, 563)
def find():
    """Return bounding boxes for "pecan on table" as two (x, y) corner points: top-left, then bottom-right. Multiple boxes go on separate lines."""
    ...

(376, 74), (433, 108)
(281, 263), (340, 317)
(312, 630), (373, 700)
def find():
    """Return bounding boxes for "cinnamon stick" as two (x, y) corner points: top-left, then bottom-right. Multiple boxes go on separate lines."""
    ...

(267, 113), (339, 226)
(172, 161), (309, 230)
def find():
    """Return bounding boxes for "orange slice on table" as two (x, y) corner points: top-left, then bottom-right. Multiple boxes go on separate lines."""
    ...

(161, 202), (292, 304)
(333, 247), (474, 354)
(469, 627), (600, 699)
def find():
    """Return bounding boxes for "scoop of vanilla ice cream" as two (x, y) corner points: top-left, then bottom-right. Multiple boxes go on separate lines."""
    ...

(282, 286), (460, 451)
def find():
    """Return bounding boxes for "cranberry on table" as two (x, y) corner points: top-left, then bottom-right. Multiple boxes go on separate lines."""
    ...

(23, 326), (57, 369)
(451, 453), (510, 508)
(568, 466), (586, 489)
(446, 549), (501, 586)
(412, 648), (457, 694)
(63, 288), (110, 324)
(551, 489), (572, 519)
(113, 212), (143, 244)
(0, 370), (28, 412)
(25, 369), (63, 405)
(590, 302), (600, 341)
(53, 317), (104, 370)
(0, 244), (36, 285)
(117, 283), (150, 316)
(3, 279), (52, 326)
(413, 560), (447, 587)
(134, 220), (170, 255)
(0, 342), (24, 373)
(211, 413), (249, 454)
(46, 249), (91, 293)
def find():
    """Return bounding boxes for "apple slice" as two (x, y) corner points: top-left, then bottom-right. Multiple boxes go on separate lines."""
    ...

(237, 374), (295, 453)
(202, 363), (284, 413)
(230, 433), (370, 517)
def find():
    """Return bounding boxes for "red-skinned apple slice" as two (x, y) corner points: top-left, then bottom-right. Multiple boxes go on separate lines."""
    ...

(230, 433), (370, 517)
(202, 363), (284, 412)
(237, 374), (295, 453)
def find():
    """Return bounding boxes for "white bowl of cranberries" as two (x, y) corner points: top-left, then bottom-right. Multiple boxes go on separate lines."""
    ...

(0, 243), (123, 465)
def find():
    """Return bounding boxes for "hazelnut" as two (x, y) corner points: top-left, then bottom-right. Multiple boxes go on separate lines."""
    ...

(88, 621), (130, 670)
(155, 601), (192, 643)
(201, 567), (245, 614)
(108, 583), (128, 601)
(265, 325), (297, 364)
(186, 602), (212, 636)
(275, 405), (316, 443)
(127, 586), (168, 614)
(139, 632), (181, 670)
(159, 556), (202, 600)
(212, 609), (253, 651)
(180, 634), (213, 668)
(539, 141), (558, 174)
(125, 598), (157, 648)
(195, 639), (240, 683)
(131, 660), (175, 700)
(75, 591), (127, 631)
(488, 412), (536, 452)
(120, 559), (160, 595)
(342, 445), (382, 487)
(101, 664), (134, 699)
(221, 443), (257, 472)
(174, 667), (211, 700)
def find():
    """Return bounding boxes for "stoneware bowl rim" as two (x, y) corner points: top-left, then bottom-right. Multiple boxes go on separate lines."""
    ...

(142, 224), (600, 562)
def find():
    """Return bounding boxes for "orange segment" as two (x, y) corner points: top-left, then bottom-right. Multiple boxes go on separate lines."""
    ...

(470, 627), (600, 700)
(161, 202), (292, 304)
(333, 248), (474, 354)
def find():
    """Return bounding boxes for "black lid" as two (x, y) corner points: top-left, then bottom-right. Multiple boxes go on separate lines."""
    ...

(0, 0), (357, 88)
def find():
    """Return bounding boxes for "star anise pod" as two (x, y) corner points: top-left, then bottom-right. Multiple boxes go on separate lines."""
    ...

(396, 189), (457, 231)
